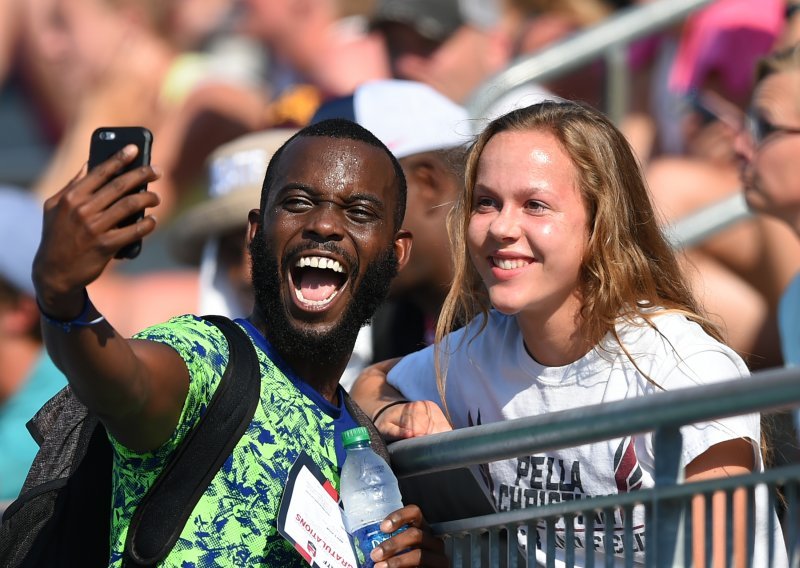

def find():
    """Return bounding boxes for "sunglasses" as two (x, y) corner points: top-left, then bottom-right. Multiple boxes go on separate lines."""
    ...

(746, 111), (800, 146)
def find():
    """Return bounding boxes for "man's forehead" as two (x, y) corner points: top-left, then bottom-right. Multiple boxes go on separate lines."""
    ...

(279, 135), (389, 163)
(270, 136), (398, 196)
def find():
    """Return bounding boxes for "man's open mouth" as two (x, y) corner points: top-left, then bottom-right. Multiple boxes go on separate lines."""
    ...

(290, 255), (348, 308)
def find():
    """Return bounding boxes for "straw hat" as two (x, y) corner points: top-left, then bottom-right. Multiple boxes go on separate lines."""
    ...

(168, 128), (297, 265)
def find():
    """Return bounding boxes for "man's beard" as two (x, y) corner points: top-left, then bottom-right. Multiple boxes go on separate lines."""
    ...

(249, 228), (398, 368)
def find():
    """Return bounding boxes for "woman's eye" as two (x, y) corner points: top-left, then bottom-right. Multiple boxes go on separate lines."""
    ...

(526, 200), (546, 212)
(474, 196), (496, 210)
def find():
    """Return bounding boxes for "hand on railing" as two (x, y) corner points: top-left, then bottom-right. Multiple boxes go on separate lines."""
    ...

(374, 400), (452, 442)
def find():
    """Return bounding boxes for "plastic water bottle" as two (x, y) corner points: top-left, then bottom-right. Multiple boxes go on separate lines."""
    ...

(340, 427), (406, 568)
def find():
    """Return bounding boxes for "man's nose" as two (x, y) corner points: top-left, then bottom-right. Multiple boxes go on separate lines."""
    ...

(303, 203), (344, 242)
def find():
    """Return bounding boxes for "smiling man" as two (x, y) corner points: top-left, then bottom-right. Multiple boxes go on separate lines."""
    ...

(30, 119), (447, 566)
(248, 123), (411, 397)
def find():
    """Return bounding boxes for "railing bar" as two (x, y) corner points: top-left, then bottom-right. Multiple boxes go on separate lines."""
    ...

(786, 482), (798, 567)
(746, 483), (756, 568)
(565, 514), (575, 568)
(389, 368), (800, 476)
(623, 504), (633, 568)
(768, 484), (777, 568)
(487, 527), (498, 568)
(704, 491), (713, 568)
(526, 523), (536, 567)
(506, 524), (519, 568)
(429, 464), (800, 535)
(586, 512), (595, 568)
(469, 530), (480, 568)
(725, 489), (734, 567)
(683, 495), (692, 568)
(466, 0), (715, 119)
(603, 507), (615, 568)
(604, 46), (628, 126)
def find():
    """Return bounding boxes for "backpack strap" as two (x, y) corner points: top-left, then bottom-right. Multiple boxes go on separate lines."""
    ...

(343, 391), (391, 464)
(124, 315), (260, 567)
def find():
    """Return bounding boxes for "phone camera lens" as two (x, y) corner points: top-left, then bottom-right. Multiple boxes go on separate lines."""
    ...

(99, 131), (116, 141)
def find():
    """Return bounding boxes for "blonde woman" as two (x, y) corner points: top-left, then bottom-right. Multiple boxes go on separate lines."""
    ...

(351, 101), (788, 566)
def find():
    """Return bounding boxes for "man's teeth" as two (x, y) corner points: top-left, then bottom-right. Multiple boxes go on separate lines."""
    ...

(295, 256), (345, 272)
(294, 288), (339, 306)
(493, 258), (530, 270)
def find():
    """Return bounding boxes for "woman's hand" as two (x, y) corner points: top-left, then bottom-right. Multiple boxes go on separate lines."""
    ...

(374, 400), (452, 441)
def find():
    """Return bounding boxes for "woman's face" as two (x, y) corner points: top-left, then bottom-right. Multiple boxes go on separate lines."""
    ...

(737, 69), (800, 226)
(467, 129), (589, 318)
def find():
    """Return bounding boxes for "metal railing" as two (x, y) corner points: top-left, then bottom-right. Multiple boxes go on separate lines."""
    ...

(388, 366), (800, 566)
(665, 192), (752, 250)
(466, 0), (715, 125)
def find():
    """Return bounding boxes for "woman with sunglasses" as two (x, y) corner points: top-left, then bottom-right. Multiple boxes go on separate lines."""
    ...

(737, 43), (800, 368)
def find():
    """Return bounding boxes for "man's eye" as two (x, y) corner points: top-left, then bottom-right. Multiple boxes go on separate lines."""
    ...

(283, 197), (313, 211)
(348, 206), (375, 221)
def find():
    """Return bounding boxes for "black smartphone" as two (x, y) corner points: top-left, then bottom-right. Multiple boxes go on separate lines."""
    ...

(88, 126), (153, 259)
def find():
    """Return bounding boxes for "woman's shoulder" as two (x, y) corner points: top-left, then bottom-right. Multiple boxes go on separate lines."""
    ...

(615, 310), (748, 382)
(613, 310), (744, 364)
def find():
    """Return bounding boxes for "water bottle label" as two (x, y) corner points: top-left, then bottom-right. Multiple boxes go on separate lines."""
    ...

(349, 522), (406, 568)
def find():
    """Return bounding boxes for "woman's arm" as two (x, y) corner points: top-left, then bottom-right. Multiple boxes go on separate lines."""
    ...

(685, 438), (755, 567)
(350, 358), (451, 441)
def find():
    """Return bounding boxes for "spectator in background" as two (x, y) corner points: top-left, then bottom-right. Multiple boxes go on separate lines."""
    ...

(737, 42), (800, 367)
(23, 0), (270, 219)
(0, 187), (65, 506)
(369, 0), (511, 106)
(778, 0), (800, 48)
(236, 0), (390, 108)
(640, 0), (800, 370)
(310, 79), (476, 375)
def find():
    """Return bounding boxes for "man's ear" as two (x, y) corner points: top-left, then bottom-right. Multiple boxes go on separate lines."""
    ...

(406, 156), (459, 212)
(393, 229), (413, 273)
(246, 208), (261, 247)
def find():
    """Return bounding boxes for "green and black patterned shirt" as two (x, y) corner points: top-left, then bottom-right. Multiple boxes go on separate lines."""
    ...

(108, 315), (359, 567)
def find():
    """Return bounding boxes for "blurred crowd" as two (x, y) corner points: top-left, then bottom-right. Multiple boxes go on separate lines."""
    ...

(1, 0), (800, 504)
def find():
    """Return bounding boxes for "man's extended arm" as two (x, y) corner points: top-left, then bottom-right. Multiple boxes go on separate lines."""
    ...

(32, 145), (189, 452)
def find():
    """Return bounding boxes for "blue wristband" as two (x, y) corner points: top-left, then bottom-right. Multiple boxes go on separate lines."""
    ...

(37, 291), (106, 333)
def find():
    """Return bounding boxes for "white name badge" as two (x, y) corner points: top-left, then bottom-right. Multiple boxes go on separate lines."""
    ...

(277, 452), (358, 568)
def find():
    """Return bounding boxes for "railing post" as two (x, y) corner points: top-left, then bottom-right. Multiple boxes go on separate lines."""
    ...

(651, 426), (685, 568)
(604, 44), (629, 126)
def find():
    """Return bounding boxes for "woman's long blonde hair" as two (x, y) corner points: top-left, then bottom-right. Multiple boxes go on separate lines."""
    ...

(434, 101), (722, 410)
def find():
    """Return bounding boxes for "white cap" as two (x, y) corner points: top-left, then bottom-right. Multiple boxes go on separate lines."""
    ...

(311, 79), (473, 159)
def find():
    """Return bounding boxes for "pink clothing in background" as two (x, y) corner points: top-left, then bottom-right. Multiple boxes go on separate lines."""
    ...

(669, 0), (784, 99)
